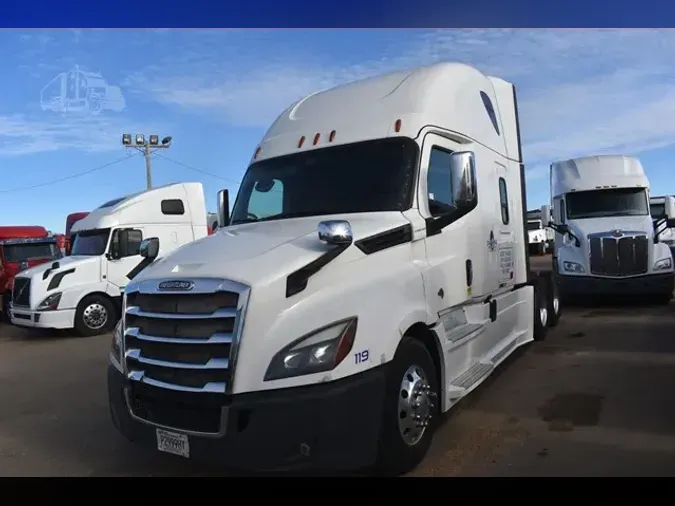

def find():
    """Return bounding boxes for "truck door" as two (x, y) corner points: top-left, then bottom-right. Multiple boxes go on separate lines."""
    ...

(105, 228), (145, 292)
(488, 162), (517, 294)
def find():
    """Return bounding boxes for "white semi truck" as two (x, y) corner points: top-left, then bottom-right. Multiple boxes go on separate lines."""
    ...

(546, 155), (675, 302)
(11, 183), (209, 336)
(107, 62), (561, 475)
(650, 195), (675, 260)
(526, 209), (554, 255)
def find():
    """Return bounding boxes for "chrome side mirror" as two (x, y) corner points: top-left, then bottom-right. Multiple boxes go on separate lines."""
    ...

(318, 220), (353, 246)
(449, 151), (477, 207)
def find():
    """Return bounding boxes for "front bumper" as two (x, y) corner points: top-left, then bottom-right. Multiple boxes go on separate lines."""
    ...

(108, 363), (387, 472)
(558, 272), (675, 297)
(10, 307), (75, 329)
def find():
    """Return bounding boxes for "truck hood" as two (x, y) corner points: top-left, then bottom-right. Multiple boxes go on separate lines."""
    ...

(568, 215), (653, 239)
(17, 255), (99, 279)
(136, 212), (411, 287)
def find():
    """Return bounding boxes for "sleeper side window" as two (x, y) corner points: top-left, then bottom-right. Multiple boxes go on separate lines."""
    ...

(498, 177), (510, 224)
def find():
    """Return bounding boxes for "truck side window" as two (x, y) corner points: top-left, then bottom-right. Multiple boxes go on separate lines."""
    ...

(161, 199), (185, 215)
(480, 91), (500, 136)
(248, 178), (284, 219)
(112, 229), (143, 258)
(427, 147), (454, 217)
(498, 177), (509, 224)
(560, 200), (566, 224)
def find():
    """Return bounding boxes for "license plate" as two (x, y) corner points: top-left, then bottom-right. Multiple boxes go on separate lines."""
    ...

(156, 429), (190, 458)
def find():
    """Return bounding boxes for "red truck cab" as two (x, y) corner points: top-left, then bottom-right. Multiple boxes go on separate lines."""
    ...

(0, 226), (62, 320)
(64, 212), (89, 255)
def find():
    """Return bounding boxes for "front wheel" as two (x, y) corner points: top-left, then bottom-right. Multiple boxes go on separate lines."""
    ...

(375, 337), (439, 475)
(75, 295), (115, 337)
(1, 294), (11, 323)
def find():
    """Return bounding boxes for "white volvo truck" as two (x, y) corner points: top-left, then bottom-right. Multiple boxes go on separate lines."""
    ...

(546, 155), (675, 302)
(11, 182), (209, 336)
(107, 62), (561, 475)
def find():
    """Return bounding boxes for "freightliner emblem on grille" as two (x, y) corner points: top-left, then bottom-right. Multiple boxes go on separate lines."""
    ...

(611, 230), (623, 238)
(157, 280), (194, 291)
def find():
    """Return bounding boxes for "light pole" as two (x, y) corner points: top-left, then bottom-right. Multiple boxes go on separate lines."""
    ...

(122, 133), (173, 190)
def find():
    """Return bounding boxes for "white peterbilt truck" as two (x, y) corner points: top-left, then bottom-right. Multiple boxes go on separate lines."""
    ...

(545, 155), (675, 302)
(107, 62), (561, 474)
(11, 183), (209, 336)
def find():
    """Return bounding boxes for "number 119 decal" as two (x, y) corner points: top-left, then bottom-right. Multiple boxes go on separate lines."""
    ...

(354, 350), (369, 364)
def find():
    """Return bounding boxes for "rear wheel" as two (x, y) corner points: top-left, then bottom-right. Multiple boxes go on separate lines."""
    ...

(533, 277), (550, 341)
(375, 337), (439, 475)
(547, 276), (562, 327)
(75, 295), (115, 337)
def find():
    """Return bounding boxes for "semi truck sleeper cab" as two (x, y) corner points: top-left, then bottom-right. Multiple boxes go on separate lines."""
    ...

(107, 62), (561, 475)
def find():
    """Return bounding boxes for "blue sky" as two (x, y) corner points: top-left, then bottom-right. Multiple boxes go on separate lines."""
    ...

(2, 29), (675, 232)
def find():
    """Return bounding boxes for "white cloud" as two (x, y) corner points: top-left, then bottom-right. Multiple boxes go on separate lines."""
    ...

(0, 114), (165, 157)
(124, 29), (675, 174)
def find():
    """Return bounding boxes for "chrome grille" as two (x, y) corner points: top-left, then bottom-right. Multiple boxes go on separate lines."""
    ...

(12, 278), (31, 307)
(588, 233), (649, 277)
(122, 278), (249, 396)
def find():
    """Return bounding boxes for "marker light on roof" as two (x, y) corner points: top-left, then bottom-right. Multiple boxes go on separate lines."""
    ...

(313, 133), (320, 146)
(298, 136), (305, 148)
(329, 130), (336, 142)
(394, 119), (402, 133)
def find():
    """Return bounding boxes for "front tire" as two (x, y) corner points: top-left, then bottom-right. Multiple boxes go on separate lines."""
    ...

(75, 295), (115, 337)
(375, 337), (439, 475)
(1, 294), (11, 323)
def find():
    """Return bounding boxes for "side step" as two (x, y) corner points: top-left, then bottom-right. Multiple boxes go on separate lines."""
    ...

(447, 338), (519, 400)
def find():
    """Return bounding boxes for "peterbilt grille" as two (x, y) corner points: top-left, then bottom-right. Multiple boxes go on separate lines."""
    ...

(589, 234), (649, 276)
(12, 278), (31, 307)
(123, 282), (245, 399)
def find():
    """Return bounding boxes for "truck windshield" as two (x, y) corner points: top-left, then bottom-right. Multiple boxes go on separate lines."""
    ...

(71, 228), (111, 256)
(4, 242), (60, 263)
(566, 188), (649, 220)
(527, 221), (542, 231)
(230, 138), (419, 225)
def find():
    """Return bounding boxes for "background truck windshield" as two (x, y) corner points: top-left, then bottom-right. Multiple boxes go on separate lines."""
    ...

(71, 229), (111, 256)
(230, 138), (419, 225)
(566, 188), (649, 220)
(4, 242), (59, 263)
(527, 221), (542, 231)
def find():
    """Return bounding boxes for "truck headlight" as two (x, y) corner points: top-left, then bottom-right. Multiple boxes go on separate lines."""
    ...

(110, 320), (124, 372)
(264, 318), (358, 381)
(562, 261), (585, 274)
(654, 258), (673, 271)
(37, 292), (62, 311)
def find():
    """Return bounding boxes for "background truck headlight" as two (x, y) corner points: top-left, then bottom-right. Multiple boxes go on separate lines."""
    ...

(37, 292), (62, 311)
(264, 317), (358, 381)
(563, 261), (585, 274)
(110, 320), (123, 372)
(653, 258), (672, 271)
